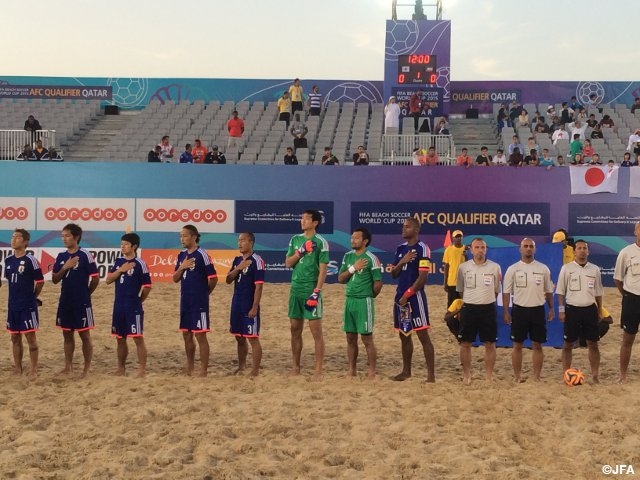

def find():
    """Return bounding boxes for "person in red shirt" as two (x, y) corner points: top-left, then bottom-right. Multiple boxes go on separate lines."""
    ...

(409, 89), (423, 133)
(455, 147), (473, 168)
(420, 146), (439, 166)
(191, 139), (207, 164)
(227, 110), (245, 150)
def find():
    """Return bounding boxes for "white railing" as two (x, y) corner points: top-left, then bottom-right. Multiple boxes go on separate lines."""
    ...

(380, 134), (455, 165)
(0, 129), (57, 160)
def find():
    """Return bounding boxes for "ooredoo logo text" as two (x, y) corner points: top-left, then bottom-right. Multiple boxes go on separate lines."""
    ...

(0, 207), (29, 220)
(143, 208), (228, 223)
(44, 207), (128, 221)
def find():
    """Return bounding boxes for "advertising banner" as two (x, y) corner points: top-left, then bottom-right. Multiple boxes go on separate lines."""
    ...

(0, 197), (36, 230)
(140, 248), (238, 283)
(37, 198), (134, 232)
(235, 201), (334, 234)
(136, 199), (234, 234)
(0, 84), (112, 100)
(568, 203), (640, 236)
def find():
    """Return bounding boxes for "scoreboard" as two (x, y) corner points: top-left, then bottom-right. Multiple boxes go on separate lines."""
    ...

(397, 54), (438, 85)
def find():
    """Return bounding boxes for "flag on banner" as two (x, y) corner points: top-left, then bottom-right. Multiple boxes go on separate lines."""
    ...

(629, 167), (640, 198)
(570, 165), (619, 194)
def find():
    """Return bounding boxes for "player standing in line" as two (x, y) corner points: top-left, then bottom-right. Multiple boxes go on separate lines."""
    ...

(225, 232), (265, 377)
(502, 238), (555, 383)
(285, 209), (329, 380)
(4, 229), (44, 377)
(338, 228), (382, 379)
(390, 217), (435, 382)
(173, 225), (217, 377)
(556, 239), (603, 383)
(106, 233), (152, 377)
(456, 238), (502, 384)
(52, 223), (99, 377)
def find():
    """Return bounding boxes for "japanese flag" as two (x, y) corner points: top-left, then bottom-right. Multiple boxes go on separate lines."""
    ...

(570, 166), (619, 194)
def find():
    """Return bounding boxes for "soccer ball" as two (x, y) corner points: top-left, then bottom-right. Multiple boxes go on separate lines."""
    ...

(576, 81), (606, 107)
(564, 368), (585, 386)
(435, 66), (451, 100)
(107, 77), (149, 108)
(385, 20), (420, 58)
(324, 82), (383, 106)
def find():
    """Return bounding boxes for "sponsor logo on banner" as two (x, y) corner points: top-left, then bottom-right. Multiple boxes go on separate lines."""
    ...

(0, 197), (36, 230)
(568, 203), (640, 236)
(37, 198), (134, 232)
(140, 248), (237, 282)
(351, 202), (550, 235)
(136, 199), (234, 233)
(0, 84), (112, 100)
(235, 201), (334, 234)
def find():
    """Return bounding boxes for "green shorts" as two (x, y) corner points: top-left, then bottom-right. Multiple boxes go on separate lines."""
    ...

(289, 292), (323, 320)
(343, 297), (375, 334)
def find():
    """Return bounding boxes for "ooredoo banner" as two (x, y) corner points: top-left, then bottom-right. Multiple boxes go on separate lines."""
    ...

(0, 197), (36, 230)
(136, 199), (234, 233)
(37, 198), (134, 232)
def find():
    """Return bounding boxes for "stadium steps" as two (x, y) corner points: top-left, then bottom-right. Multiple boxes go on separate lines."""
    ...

(63, 111), (138, 162)
(448, 117), (499, 157)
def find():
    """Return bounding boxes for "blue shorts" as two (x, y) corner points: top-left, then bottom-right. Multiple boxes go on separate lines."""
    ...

(180, 309), (210, 333)
(393, 290), (430, 334)
(7, 307), (39, 334)
(112, 309), (144, 339)
(56, 304), (95, 332)
(229, 307), (260, 338)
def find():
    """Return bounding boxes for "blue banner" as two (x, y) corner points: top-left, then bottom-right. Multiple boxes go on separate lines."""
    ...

(235, 201), (334, 234)
(569, 203), (640, 237)
(351, 202), (550, 236)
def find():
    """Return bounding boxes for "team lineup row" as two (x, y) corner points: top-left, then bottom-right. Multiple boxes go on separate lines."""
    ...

(3, 214), (640, 383)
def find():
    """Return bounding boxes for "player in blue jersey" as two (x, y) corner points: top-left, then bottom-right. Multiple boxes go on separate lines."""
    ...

(173, 224), (218, 376)
(4, 229), (44, 377)
(225, 232), (265, 376)
(106, 233), (152, 377)
(285, 209), (330, 380)
(52, 223), (99, 376)
(390, 217), (435, 382)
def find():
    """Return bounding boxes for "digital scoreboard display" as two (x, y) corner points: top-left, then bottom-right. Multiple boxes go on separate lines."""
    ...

(397, 54), (437, 85)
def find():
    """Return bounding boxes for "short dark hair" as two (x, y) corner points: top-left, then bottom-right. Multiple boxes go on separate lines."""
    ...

(121, 232), (140, 249)
(354, 227), (372, 246)
(182, 224), (200, 243)
(574, 239), (588, 247)
(240, 232), (255, 244)
(303, 209), (322, 225)
(404, 217), (421, 231)
(63, 223), (83, 242)
(13, 228), (30, 243)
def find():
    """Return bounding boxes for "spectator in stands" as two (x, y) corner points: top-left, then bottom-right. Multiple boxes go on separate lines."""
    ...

(283, 147), (298, 165)
(570, 153), (585, 165)
(523, 149), (539, 166)
(17, 144), (35, 160)
(576, 107), (588, 123)
(179, 144), (193, 164)
(384, 96), (400, 133)
(590, 123), (604, 139)
(158, 135), (174, 163)
(497, 103), (508, 131)
(569, 133), (583, 162)
(475, 146), (492, 166)
(289, 79), (304, 115)
(227, 110), (245, 150)
(534, 116), (550, 135)
(549, 115), (562, 133)
(552, 124), (569, 145)
(23, 115), (42, 144)
(456, 147), (473, 168)
(586, 114), (598, 129)
(492, 148), (508, 166)
(626, 129), (640, 152)
(599, 114), (615, 129)
(147, 145), (162, 162)
(546, 105), (556, 118)
(33, 140), (48, 160)
(508, 147), (524, 167)
(507, 135), (523, 156)
(525, 137), (539, 156)
(569, 96), (582, 111)
(560, 102), (574, 124)
(631, 98), (640, 114)
(621, 152), (636, 167)
(517, 109), (529, 128)
(307, 85), (322, 116)
(45, 147), (62, 160)
(556, 155), (567, 167)
(191, 139), (207, 164)
(590, 153), (603, 165)
(411, 148), (423, 166)
(434, 120), (449, 135)
(421, 146), (439, 166)
(409, 89), (423, 133)
(204, 145), (226, 164)
(530, 110), (542, 125)
(508, 101), (521, 127)
(321, 147), (339, 165)
(277, 91), (292, 127)
(289, 113), (308, 151)
(582, 139), (595, 163)
(567, 120), (587, 140)
(588, 93), (602, 111)
(352, 145), (370, 166)
(539, 149), (555, 169)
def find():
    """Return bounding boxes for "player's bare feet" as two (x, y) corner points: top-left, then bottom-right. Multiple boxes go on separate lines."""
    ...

(12, 366), (23, 376)
(391, 372), (411, 381)
(195, 368), (208, 377)
(287, 367), (301, 377)
(27, 369), (38, 379)
(136, 369), (146, 378)
(114, 368), (126, 376)
(249, 368), (260, 377)
(617, 375), (627, 384)
(591, 376), (600, 384)
(425, 375), (435, 383)
(233, 367), (245, 376)
(462, 374), (472, 385)
(58, 366), (73, 375)
(366, 372), (377, 381)
(311, 372), (323, 381)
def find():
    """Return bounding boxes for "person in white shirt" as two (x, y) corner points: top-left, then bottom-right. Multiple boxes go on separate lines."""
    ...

(552, 126), (569, 145)
(492, 148), (508, 165)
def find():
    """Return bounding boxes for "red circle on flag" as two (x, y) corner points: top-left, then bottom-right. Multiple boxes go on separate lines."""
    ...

(585, 167), (605, 186)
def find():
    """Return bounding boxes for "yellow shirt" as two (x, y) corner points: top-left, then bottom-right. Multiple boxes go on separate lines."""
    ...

(448, 298), (463, 315)
(289, 84), (303, 102)
(443, 244), (467, 286)
(278, 97), (291, 113)
(563, 245), (575, 264)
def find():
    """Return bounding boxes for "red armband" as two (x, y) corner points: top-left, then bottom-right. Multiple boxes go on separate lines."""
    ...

(402, 287), (415, 299)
